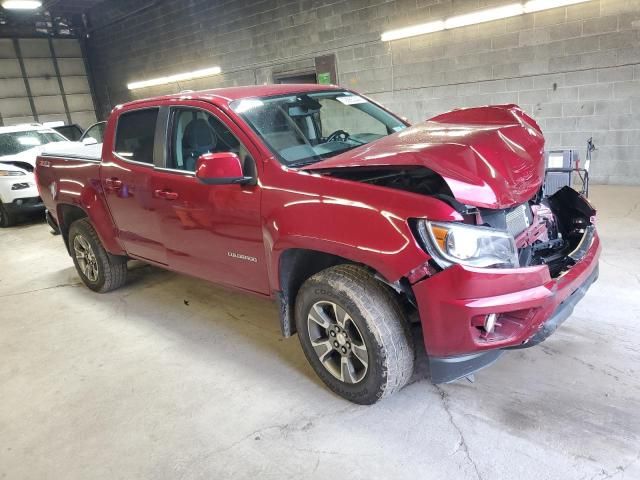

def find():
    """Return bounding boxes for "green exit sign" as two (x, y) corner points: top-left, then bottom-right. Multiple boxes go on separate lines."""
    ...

(317, 72), (331, 85)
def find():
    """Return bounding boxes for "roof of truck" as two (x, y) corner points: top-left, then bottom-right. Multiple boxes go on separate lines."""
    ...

(121, 83), (344, 108)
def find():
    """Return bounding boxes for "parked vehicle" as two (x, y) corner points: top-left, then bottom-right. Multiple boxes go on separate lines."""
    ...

(35, 85), (600, 404)
(51, 123), (84, 142)
(0, 124), (74, 227)
(79, 121), (106, 145)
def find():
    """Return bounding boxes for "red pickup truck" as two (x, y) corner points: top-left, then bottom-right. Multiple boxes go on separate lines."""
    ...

(36, 84), (600, 404)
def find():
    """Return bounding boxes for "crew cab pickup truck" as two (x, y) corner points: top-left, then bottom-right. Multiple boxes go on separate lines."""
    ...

(36, 84), (600, 404)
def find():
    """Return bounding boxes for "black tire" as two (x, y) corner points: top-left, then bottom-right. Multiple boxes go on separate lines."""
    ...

(68, 218), (128, 293)
(0, 204), (15, 228)
(295, 264), (414, 404)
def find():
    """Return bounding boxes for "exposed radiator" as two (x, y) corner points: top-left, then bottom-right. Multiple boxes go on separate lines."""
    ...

(506, 204), (531, 237)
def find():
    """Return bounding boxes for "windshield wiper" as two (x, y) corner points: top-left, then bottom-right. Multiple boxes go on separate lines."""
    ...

(286, 143), (366, 168)
(287, 158), (323, 168)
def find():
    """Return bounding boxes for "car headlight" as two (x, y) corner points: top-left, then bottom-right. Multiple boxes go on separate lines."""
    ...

(0, 170), (26, 176)
(416, 220), (519, 268)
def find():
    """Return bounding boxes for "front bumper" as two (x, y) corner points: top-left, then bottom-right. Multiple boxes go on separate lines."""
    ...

(0, 174), (41, 208)
(3, 196), (44, 214)
(412, 227), (601, 383)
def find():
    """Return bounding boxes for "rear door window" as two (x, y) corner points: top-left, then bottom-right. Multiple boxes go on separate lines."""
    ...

(114, 109), (158, 164)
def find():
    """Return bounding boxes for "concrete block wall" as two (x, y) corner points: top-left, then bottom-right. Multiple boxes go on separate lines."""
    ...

(86, 0), (640, 184)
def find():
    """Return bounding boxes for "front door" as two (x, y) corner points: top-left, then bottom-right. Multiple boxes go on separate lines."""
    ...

(151, 105), (269, 294)
(101, 107), (166, 264)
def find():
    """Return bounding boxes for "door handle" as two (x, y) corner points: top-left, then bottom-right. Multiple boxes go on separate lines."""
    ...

(154, 189), (179, 200)
(104, 177), (123, 189)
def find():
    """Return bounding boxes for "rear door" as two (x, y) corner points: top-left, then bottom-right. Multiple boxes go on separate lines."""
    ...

(150, 102), (269, 294)
(100, 107), (167, 264)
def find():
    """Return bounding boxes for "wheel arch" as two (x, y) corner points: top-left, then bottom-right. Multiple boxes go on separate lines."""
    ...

(56, 202), (124, 257)
(275, 248), (405, 337)
(57, 203), (88, 254)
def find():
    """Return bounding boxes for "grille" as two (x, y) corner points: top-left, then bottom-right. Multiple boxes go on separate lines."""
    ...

(506, 204), (531, 237)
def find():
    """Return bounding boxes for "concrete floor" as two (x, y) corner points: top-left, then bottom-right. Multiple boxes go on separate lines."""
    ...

(1, 185), (639, 480)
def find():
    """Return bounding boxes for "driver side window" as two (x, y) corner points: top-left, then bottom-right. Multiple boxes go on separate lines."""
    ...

(169, 108), (254, 176)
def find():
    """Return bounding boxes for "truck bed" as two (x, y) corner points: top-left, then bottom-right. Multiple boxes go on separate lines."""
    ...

(36, 152), (102, 225)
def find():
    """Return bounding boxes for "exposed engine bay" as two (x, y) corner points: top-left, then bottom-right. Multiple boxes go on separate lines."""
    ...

(477, 187), (596, 277)
(321, 166), (464, 208)
(319, 166), (595, 278)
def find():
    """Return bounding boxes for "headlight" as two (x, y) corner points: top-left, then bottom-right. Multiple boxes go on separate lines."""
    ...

(416, 220), (519, 268)
(0, 170), (26, 176)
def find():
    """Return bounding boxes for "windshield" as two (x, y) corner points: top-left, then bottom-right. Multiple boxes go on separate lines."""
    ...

(231, 90), (407, 166)
(0, 129), (66, 157)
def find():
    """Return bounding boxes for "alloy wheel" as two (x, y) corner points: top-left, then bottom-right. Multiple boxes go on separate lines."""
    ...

(307, 300), (369, 384)
(73, 235), (99, 282)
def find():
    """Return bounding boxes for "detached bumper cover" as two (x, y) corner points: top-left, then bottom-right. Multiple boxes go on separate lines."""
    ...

(507, 263), (598, 349)
(413, 228), (601, 383)
(430, 350), (504, 384)
(429, 262), (599, 383)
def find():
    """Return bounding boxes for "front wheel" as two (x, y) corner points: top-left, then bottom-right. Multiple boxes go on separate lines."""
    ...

(0, 204), (15, 228)
(295, 265), (414, 404)
(69, 218), (128, 293)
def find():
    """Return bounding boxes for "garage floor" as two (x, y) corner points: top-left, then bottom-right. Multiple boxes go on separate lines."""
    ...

(1, 185), (639, 480)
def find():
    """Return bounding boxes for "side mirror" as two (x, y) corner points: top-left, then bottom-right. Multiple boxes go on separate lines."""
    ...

(195, 152), (254, 185)
(82, 137), (98, 145)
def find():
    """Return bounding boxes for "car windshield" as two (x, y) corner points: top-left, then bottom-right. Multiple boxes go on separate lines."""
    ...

(230, 90), (407, 166)
(0, 129), (67, 156)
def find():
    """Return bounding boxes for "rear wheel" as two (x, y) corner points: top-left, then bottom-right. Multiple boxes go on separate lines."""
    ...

(69, 218), (128, 292)
(0, 204), (15, 228)
(295, 265), (414, 404)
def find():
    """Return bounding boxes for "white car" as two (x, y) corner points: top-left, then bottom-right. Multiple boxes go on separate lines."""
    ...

(0, 124), (76, 227)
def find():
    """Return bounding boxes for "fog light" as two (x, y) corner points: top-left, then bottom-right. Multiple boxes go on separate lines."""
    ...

(16, 199), (23, 206)
(484, 313), (498, 333)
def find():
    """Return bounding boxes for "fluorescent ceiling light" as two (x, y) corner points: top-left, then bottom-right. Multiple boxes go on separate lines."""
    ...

(523, 0), (589, 13)
(381, 0), (591, 41)
(381, 20), (444, 42)
(127, 66), (222, 90)
(2, 0), (42, 9)
(444, 3), (523, 29)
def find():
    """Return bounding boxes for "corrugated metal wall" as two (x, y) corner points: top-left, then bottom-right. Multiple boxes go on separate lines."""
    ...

(0, 37), (96, 129)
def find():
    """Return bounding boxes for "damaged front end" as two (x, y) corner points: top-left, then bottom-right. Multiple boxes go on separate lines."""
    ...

(305, 104), (600, 383)
(330, 166), (596, 280)
(319, 163), (600, 385)
(477, 186), (596, 278)
(408, 185), (600, 383)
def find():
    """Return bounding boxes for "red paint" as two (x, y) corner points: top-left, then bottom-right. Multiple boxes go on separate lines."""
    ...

(195, 152), (243, 181)
(35, 85), (600, 360)
(305, 105), (545, 209)
(413, 232), (601, 356)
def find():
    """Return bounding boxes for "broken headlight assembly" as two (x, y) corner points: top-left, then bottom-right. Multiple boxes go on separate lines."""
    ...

(416, 220), (519, 269)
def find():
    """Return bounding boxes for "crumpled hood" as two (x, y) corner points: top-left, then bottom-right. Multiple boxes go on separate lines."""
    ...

(304, 105), (545, 209)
